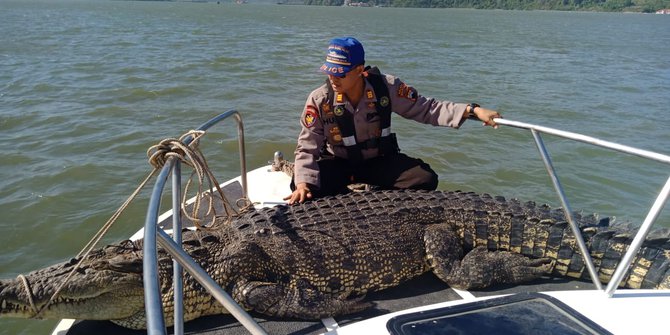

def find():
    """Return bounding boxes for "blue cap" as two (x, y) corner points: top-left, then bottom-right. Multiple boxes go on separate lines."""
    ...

(319, 37), (365, 77)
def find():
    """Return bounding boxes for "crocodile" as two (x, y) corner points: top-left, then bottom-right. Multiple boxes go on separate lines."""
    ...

(1, 189), (669, 329)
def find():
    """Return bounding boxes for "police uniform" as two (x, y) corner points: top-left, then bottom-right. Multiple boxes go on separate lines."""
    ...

(292, 67), (470, 196)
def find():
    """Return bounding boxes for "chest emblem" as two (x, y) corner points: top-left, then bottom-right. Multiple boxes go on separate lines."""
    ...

(334, 105), (345, 117)
(380, 96), (390, 107)
(329, 126), (342, 143)
(321, 102), (332, 116)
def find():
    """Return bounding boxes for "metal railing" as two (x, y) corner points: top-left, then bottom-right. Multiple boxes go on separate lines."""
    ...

(495, 118), (670, 296)
(142, 110), (267, 335)
(140, 114), (669, 335)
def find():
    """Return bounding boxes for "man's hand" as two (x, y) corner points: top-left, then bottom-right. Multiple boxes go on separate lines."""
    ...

(284, 182), (313, 205)
(471, 106), (502, 129)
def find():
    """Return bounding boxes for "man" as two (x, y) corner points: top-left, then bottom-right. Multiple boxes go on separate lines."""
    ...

(285, 37), (501, 205)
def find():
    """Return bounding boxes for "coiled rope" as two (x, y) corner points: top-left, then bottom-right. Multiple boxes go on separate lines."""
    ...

(147, 130), (242, 230)
(24, 129), (244, 319)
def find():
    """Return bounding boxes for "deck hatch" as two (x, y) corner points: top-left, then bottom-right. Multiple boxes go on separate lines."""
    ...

(387, 292), (612, 335)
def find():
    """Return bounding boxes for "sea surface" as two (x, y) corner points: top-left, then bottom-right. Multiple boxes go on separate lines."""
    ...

(1, 1), (669, 334)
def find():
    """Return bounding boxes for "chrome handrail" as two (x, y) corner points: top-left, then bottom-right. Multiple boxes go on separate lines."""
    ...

(495, 118), (670, 296)
(142, 114), (669, 334)
(143, 110), (267, 335)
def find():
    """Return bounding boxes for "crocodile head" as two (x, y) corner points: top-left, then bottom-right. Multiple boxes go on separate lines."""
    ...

(0, 240), (146, 327)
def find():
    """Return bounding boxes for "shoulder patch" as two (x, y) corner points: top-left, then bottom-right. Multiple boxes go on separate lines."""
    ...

(303, 106), (318, 128)
(398, 83), (418, 102)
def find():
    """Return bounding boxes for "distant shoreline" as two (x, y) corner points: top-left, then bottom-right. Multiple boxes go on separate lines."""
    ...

(221, 0), (669, 13)
(307, 3), (664, 13)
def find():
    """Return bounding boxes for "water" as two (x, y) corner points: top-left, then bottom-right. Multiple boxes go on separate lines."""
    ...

(1, 1), (669, 333)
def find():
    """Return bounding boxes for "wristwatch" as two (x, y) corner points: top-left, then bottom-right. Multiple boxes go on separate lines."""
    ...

(468, 103), (480, 119)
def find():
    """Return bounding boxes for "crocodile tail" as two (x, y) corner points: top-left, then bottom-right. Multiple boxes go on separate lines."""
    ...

(455, 192), (670, 289)
(586, 231), (670, 289)
(523, 223), (670, 289)
(520, 215), (670, 289)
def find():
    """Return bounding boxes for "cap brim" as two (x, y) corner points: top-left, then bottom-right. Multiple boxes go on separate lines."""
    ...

(320, 62), (351, 77)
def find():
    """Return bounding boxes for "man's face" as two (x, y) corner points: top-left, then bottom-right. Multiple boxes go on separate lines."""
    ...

(328, 65), (363, 93)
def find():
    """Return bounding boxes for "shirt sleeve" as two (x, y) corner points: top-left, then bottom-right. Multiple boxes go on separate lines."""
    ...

(387, 74), (469, 128)
(292, 91), (327, 188)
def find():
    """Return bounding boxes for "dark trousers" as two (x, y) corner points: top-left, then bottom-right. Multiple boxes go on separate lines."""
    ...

(291, 153), (439, 198)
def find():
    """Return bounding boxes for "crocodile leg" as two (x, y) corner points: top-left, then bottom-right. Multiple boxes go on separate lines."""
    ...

(423, 224), (465, 281)
(234, 278), (371, 319)
(424, 225), (555, 290)
(447, 247), (555, 289)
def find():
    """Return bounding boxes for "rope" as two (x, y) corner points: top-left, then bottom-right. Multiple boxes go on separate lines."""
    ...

(17, 274), (38, 318)
(24, 129), (243, 318)
(30, 168), (159, 318)
(77, 169), (158, 259)
(147, 130), (238, 230)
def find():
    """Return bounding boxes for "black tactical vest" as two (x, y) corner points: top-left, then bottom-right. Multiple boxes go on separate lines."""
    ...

(324, 66), (399, 163)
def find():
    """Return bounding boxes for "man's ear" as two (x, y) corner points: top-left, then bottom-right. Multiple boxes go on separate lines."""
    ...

(354, 64), (365, 75)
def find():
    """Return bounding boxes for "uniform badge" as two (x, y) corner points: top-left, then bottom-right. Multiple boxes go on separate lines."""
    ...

(367, 102), (376, 109)
(329, 126), (342, 143)
(321, 103), (332, 116)
(334, 105), (345, 116)
(380, 96), (390, 107)
(303, 106), (318, 128)
(366, 89), (374, 99)
(336, 93), (344, 104)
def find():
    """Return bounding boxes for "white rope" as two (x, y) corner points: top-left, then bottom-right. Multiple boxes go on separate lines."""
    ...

(17, 274), (38, 318)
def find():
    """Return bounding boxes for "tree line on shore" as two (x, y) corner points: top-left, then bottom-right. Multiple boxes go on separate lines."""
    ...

(300, 0), (669, 12)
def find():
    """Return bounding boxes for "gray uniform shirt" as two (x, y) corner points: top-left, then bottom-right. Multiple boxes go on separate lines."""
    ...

(293, 70), (469, 189)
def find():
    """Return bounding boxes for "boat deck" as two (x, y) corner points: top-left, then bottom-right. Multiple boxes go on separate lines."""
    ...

(59, 165), (601, 335)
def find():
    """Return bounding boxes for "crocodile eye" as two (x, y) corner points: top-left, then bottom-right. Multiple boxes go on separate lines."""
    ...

(107, 256), (143, 274)
(235, 223), (250, 230)
(201, 235), (219, 243)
